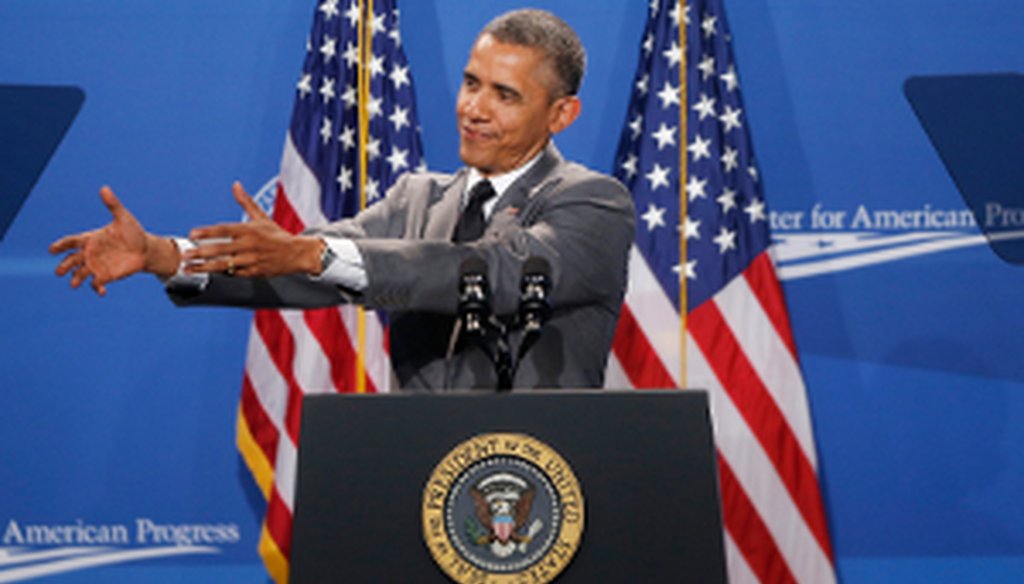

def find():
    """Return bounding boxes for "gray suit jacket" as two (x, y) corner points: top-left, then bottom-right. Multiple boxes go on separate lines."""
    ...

(169, 144), (635, 390)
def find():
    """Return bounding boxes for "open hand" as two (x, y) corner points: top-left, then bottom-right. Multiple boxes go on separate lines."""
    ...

(49, 186), (176, 295)
(183, 182), (322, 278)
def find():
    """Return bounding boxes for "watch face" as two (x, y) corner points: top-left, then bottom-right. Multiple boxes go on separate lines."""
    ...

(320, 242), (337, 273)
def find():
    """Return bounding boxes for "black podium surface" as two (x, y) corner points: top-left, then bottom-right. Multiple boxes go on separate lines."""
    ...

(291, 390), (726, 583)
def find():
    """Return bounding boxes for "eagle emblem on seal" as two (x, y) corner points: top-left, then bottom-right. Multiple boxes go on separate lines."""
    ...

(467, 472), (544, 558)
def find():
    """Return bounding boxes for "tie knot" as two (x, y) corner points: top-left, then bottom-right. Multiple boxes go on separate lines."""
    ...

(467, 179), (496, 206)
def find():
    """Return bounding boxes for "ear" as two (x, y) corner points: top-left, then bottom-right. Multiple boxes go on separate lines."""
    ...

(547, 95), (581, 135)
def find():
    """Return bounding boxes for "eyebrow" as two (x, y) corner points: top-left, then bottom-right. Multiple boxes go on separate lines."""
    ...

(462, 70), (523, 101)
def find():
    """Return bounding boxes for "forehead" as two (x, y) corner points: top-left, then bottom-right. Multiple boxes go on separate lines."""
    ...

(464, 34), (554, 89)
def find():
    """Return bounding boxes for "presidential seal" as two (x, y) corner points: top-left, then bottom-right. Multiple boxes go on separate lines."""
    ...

(422, 433), (584, 583)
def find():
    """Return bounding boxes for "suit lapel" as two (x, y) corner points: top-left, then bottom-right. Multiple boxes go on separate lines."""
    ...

(492, 142), (564, 216)
(424, 169), (468, 241)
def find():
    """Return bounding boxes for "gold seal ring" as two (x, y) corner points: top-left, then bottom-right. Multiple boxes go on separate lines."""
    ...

(226, 257), (235, 276)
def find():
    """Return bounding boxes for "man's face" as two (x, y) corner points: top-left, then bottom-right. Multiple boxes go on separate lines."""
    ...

(456, 34), (578, 176)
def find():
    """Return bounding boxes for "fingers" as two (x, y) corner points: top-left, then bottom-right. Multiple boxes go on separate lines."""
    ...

(231, 181), (269, 221)
(98, 186), (128, 220)
(49, 233), (86, 255)
(54, 250), (84, 277)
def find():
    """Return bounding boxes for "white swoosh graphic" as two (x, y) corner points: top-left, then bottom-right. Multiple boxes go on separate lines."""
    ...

(0, 546), (219, 583)
(774, 230), (1024, 280)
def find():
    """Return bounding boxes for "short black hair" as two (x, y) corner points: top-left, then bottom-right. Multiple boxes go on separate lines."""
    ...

(479, 9), (586, 97)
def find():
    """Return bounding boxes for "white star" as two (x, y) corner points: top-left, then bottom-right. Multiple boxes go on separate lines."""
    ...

(698, 55), (716, 80)
(720, 146), (739, 172)
(719, 104), (742, 132)
(341, 85), (357, 109)
(636, 73), (649, 96)
(337, 165), (353, 191)
(713, 226), (737, 253)
(367, 136), (380, 160)
(343, 41), (359, 68)
(646, 163), (671, 191)
(669, 2), (683, 27)
(367, 95), (383, 119)
(320, 116), (333, 144)
(319, 76), (336, 104)
(717, 187), (738, 213)
(686, 175), (708, 201)
(369, 53), (385, 78)
(319, 0), (340, 20)
(296, 73), (313, 98)
(744, 198), (767, 223)
(721, 65), (740, 92)
(621, 153), (638, 179)
(649, 0), (659, 16)
(365, 177), (380, 201)
(320, 35), (337, 62)
(370, 11), (386, 36)
(702, 14), (718, 39)
(651, 123), (677, 150)
(344, 1), (360, 28)
(673, 259), (698, 281)
(339, 125), (355, 150)
(687, 134), (711, 161)
(748, 165), (759, 182)
(390, 64), (410, 90)
(629, 113), (644, 139)
(641, 203), (667, 231)
(663, 41), (682, 68)
(684, 259), (698, 280)
(389, 10), (402, 46)
(681, 216), (701, 240)
(389, 105), (410, 131)
(657, 80), (681, 110)
(692, 93), (716, 120)
(642, 33), (654, 56)
(386, 146), (409, 173)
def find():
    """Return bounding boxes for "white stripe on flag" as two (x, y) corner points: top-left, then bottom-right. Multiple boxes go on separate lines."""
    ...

(687, 333), (835, 584)
(280, 135), (328, 229)
(624, 245), (681, 381)
(714, 272), (818, 467)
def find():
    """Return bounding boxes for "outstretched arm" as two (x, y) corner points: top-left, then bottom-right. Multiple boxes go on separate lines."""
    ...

(49, 186), (181, 295)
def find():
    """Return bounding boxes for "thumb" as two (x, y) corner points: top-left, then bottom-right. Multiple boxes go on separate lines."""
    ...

(98, 186), (128, 220)
(232, 181), (269, 221)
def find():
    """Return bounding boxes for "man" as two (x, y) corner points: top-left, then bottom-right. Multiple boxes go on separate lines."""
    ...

(50, 9), (635, 390)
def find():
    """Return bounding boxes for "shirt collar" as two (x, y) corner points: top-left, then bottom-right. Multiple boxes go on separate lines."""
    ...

(464, 149), (545, 211)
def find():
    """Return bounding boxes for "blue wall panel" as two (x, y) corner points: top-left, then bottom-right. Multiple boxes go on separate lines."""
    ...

(3, 1), (1023, 581)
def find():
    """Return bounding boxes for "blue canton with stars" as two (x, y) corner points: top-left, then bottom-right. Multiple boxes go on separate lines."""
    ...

(613, 0), (770, 311)
(290, 0), (425, 222)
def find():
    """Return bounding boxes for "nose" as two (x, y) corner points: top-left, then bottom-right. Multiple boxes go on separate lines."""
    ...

(459, 89), (488, 121)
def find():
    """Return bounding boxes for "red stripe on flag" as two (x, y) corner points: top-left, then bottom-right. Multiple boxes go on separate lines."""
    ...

(303, 307), (379, 394)
(264, 487), (294, 561)
(689, 301), (834, 559)
(744, 252), (799, 359)
(273, 184), (307, 235)
(254, 309), (305, 443)
(718, 455), (798, 584)
(612, 305), (676, 388)
(240, 373), (280, 465)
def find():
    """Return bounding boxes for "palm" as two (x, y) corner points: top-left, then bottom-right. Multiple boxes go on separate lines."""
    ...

(83, 215), (146, 283)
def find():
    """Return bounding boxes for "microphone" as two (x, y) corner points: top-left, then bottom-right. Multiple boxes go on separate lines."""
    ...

(519, 256), (551, 334)
(458, 255), (490, 335)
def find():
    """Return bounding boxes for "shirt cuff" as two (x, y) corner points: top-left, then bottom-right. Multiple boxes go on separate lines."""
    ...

(310, 237), (368, 291)
(161, 237), (210, 290)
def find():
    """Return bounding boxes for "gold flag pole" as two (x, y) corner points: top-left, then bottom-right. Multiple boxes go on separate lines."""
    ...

(678, 0), (688, 389)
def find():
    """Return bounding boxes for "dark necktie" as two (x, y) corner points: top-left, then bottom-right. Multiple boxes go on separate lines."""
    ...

(453, 179), (497, 243)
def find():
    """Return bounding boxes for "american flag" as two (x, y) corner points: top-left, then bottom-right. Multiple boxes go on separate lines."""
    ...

(605, 1), (837, 582)
(236, 0), (423, 581)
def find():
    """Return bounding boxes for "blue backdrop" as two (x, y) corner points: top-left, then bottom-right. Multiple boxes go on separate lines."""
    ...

(2, 1), (1023, 582)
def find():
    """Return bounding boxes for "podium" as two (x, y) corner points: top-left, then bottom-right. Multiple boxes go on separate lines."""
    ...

(290, 390), (727, 583)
